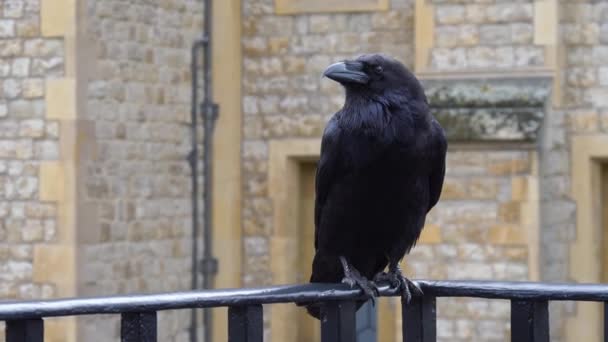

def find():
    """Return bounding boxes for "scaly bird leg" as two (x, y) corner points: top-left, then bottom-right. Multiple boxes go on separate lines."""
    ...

(339, 256), (378, 305)
(373, 263), (422, 304)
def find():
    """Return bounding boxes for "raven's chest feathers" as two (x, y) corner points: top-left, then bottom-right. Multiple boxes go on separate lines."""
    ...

(320, 102), (434, 255)
(335, 99), (429, 171)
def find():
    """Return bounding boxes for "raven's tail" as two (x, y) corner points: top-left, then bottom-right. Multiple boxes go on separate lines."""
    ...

(298, 252), (366, 320)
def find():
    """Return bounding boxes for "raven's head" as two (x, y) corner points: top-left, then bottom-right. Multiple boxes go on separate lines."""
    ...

(323, 54), (425, 103)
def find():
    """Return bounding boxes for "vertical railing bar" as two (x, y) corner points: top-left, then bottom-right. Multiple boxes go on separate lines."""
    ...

(321, 300), (357, 342)
(604, 302), (608, 342)
(402, 296), (436, 342)
(511, 300), (549, 342)
(6, 319), (44, 342)
(228, 304), (263, 342)
(532, 301), (549, 341)
(121, 311), (157, 342)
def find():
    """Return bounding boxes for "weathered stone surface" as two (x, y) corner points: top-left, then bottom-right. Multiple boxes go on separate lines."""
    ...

(430, 1), (539, 71)
(76, 0), (203, 340)
(0, 1), (600, 341)
(0, 5), (63, 335)
(422, 76), (551, 141)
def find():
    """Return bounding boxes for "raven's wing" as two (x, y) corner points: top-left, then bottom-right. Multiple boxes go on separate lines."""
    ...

(314, 116), (344, 250)
(427, 119), (447, 212)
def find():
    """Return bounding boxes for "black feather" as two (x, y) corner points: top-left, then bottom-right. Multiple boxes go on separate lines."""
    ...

(305, 54), (447, 319)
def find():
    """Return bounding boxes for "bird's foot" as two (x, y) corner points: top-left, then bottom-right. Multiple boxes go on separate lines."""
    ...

(339, 256), (378, 305)
(373, 269), (422, 304)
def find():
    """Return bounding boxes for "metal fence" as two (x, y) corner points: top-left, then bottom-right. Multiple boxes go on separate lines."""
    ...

(2, 280), (608, 342)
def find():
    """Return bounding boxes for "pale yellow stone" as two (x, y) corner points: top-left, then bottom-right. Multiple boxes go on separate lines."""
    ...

(45, 78), (76, 119)
(415, 0), (434, 72)
(487, 224), (527, 245)
(45, 318), (77, 342)
(534, 0), (557, 45)
(488, 159), (530, 176)
(441, 179), (467, 199)
(275, 0), (389, 15)
(39, 162), (65, 202)
(419, 224), (442, 244)
(212, 1), (243, 340)
(567, 135), (608, 341)
(511, 177), (528, 201)
(498, 202), (521, 224)
(32, 245), (76, 295)
(41, 0), (75, 37)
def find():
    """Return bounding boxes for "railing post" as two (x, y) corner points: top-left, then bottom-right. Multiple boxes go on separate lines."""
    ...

(121, 312), (157, 342)
(6, 319), (44, 342)
(321, 300), (357, 342)
(604, 302), (608, 342)
(511, 300), (549, 342)
(402, 296), (436, 342)
(228, 305), (263, 342)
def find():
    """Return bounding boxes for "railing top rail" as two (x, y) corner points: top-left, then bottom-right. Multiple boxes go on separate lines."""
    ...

(1, 280), (608, 320)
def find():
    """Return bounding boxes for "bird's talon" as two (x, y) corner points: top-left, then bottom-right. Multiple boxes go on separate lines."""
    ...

(401, 285), (412, 304)
(341, 277), (355, 288)
(374, 267), (422, 305)
(405, 278), (423, 297)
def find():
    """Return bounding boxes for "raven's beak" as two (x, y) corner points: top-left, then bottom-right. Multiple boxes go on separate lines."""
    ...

(323, 61), (369, 84)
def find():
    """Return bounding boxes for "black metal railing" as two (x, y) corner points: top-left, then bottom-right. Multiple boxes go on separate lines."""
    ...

(2, 280), (608, 342)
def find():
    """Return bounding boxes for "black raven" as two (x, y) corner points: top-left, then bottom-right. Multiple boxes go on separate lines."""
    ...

(306, 54), (447, 319)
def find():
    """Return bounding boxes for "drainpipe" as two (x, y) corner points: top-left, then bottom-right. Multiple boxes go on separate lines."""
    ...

(189, 0), (218, 341)
(188, 38), (203, 342)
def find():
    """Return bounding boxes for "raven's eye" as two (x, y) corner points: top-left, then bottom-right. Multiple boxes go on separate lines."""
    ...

(374, 65), (383, 74)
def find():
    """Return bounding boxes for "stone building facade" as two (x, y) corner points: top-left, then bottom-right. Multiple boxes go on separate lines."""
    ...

(0, 0), (68, 339)
(0, 0), (204, 341)
(239, 0), (607, 341)
(0, 0), (607, 341)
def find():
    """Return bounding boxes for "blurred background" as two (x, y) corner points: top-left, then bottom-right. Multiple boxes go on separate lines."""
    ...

(0, 0), (606, 341)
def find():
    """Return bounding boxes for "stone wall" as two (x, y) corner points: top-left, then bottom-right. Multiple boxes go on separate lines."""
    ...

(78, 0), (203, 340)
(420, 148), (536, 341)
(430, 0), (543, 70)
(241, 0), (415, 287)
(552, 1), (608, 339)
(240, 1), (553, 341)
(0, 0), (64, 336)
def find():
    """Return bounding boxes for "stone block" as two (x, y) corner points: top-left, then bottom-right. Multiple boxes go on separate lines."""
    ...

(22, 78), (44, 98)
(436, 5), (465, 25)
(19, 119), (45, 137)
(46, 78), (76, 119)
(0, 39), (22, 57)
(11, 58), (30, 77)
(599, 67), (608, 86)
(4, 1), (25, 18)
(567, 110), (599, 133)
(419, 223), (442, 244)
(498, 201), (521, 224)
(487, 224), (526, 245)
(511, 23), (533, 44)
(468, 178), (498, 200)
(488, 158), (530, 176)
(16, 17), (40, 37)
(3, 79), (22, 98)
(440, 178), (467, 199)
(41, 0), (74, 36)
(480, 25), (511, 45)
(24, 39), (64, 57)
(511, 177), (528, 201)
(39, 162), (65, 202)
(486, 3), (533, 23)
(465, 5), (486, 24)
(0, 20), (16, 37)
